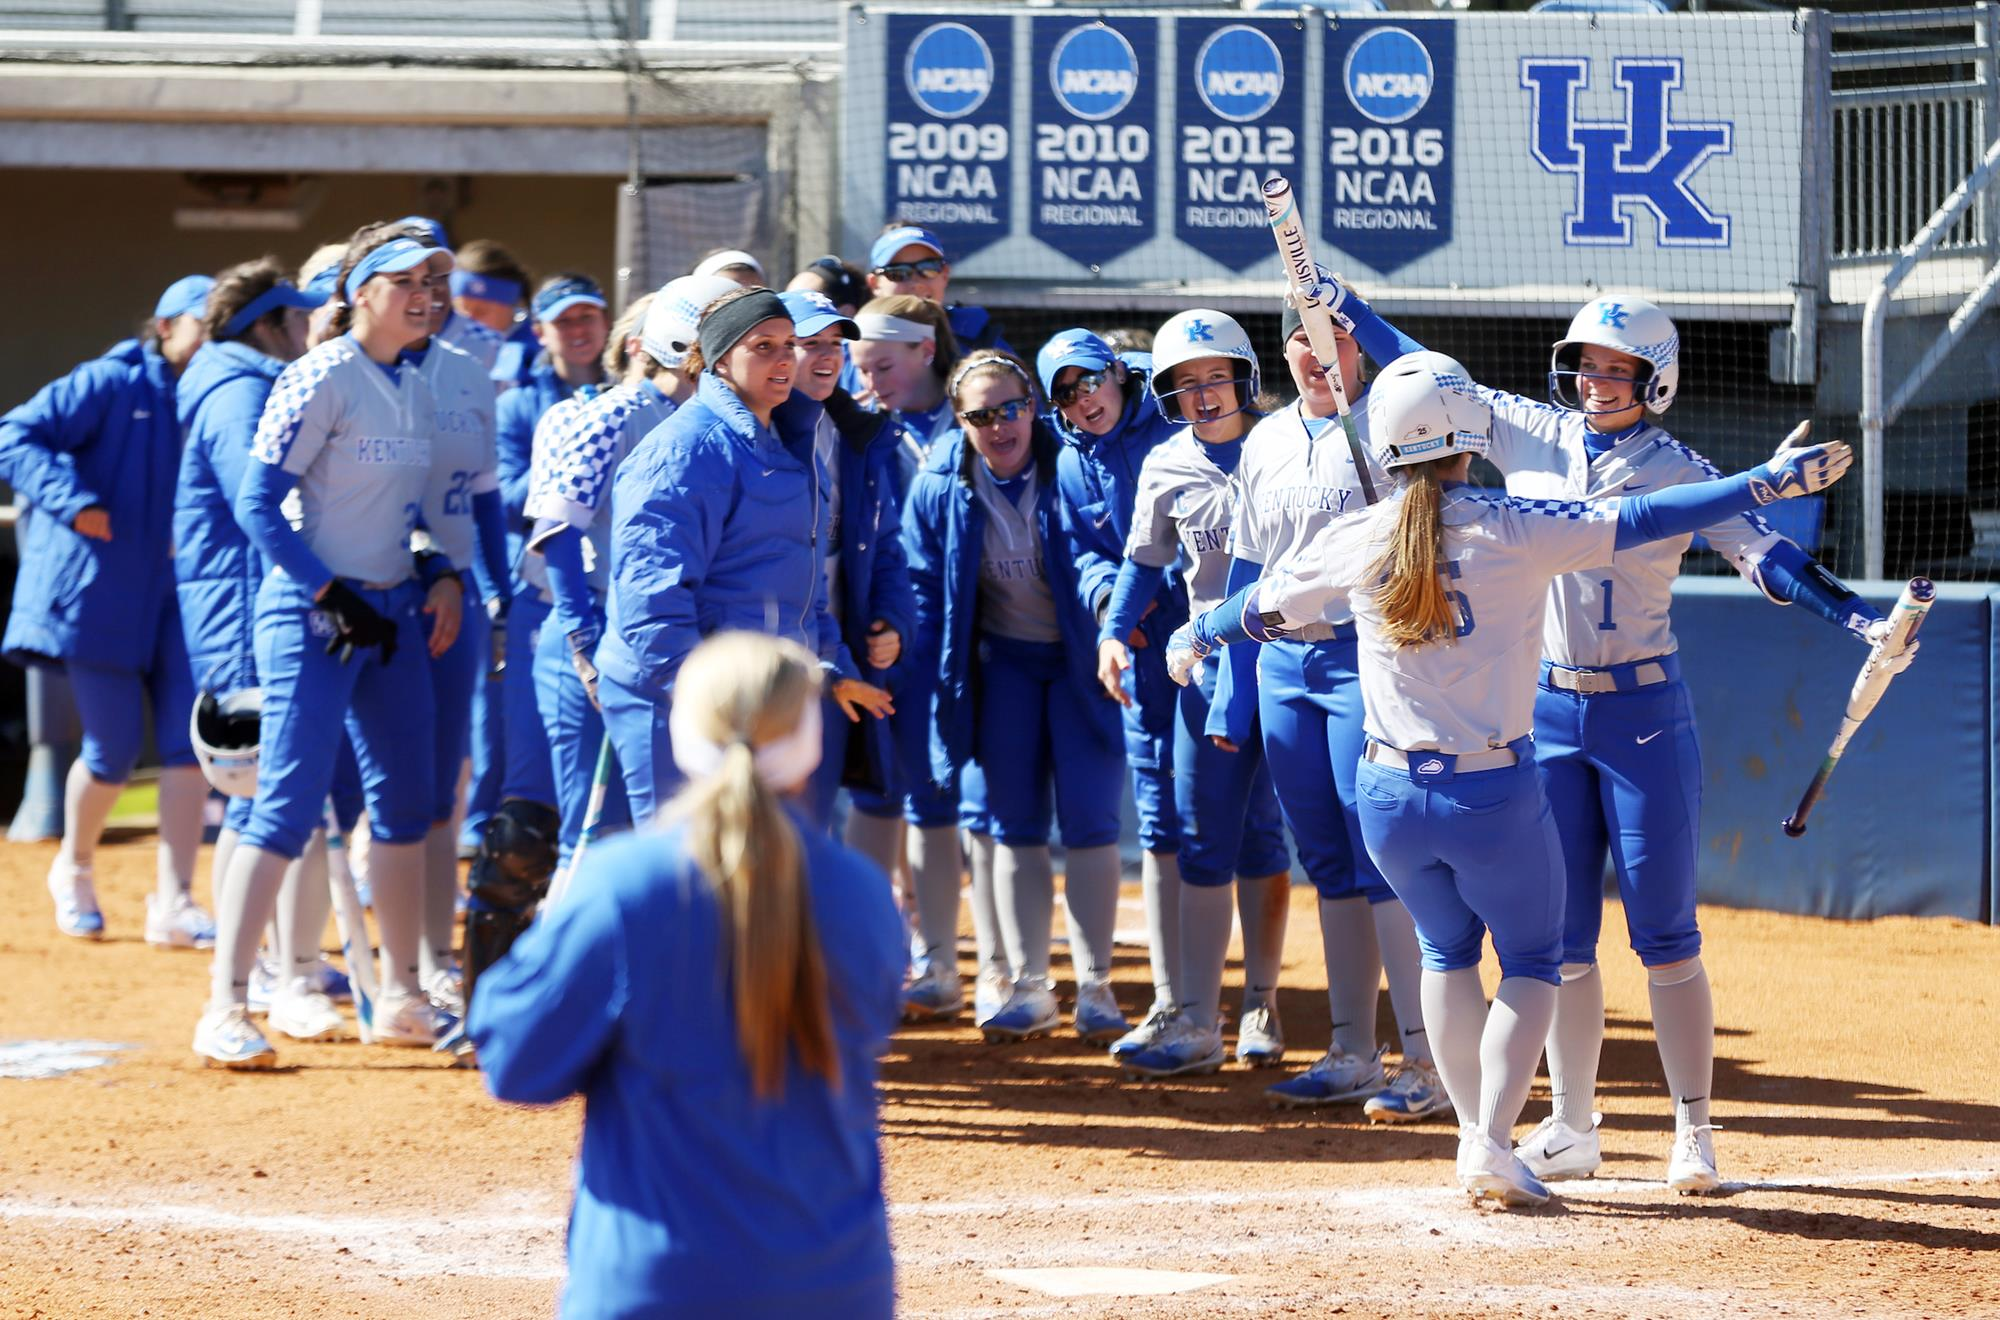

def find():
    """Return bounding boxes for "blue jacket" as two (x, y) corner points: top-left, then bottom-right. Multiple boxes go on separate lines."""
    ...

(0, 340), (181, 671)
(597, 373), (854, 698)
(826, 407), (919, 793)
(172, 340), (286, 691)
(948, 302), (1013, 356)
(902, 424), (1121, 790)
(496, 357), (595, 580)
(470, 815), (904, 1320)
(1051, 353), (1188, 762)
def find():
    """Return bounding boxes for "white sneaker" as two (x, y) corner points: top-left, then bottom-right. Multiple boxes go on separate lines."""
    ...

(1109, 998), (1176, 1059)
(1515, 1112), (1603, 1179)
(982, 977), (1060, 1042)
(423, 965), (466, 1018)
(193, 1006), (277, 1070)
(47, 859), (104, 940)
(973, 965), (1012, 1027)
(1458, 1126), (1551, 1208)
(144, 891), (216, 950)
(1667, 1122), (1722, 1195)
(268, 977), (345, 1041)
(1235, 1001), (1285, 1068)
(365, 992), (457, 1047)
(246, 955), (280, 1015)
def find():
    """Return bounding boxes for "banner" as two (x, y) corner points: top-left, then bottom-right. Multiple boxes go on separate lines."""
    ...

(1321, 20), (1455, 277)
(884, 15), (1014, 265)
(1029, 16), (1159, 269)
(1172, 18), (1307, 272)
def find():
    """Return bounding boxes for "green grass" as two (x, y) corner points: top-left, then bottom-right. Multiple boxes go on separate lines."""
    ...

(108, 777), (158, 828)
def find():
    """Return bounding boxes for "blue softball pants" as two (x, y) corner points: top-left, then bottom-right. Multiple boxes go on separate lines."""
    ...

(532, 598), (630, 858)
(68, 599), (197, 782)
(1534, 660), (1704, 969)
(502, 588), (557, 806)
(1175, 662), (1289, 888)
(1256, 636), (1393, 902)
(961, 633), (1123, 848)
(1116, 657), (1180, 856)
(239, 576), (436, 860)
(597, 663), (671, 830)
(220, 733), (362, 836)
(426, 575), (481, 825)
(1355, 744), (1564, 985)
(460, 601), (502, 843)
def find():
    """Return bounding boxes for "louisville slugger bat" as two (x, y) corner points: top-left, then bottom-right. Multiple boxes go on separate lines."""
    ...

(322, 801), (382, 1041)
(544, 732), (615, 910)
(1782, 577), (1934, 837)
(1263, 174), (1377, 505)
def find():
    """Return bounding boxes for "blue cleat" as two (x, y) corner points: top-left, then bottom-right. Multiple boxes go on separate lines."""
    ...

(1265, 1045), (1386, 1109)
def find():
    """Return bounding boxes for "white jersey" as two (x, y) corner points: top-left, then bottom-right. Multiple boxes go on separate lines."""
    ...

(1124, 431), (1239, 617)
(1230, 401), (1389, 625)
(1480, 390), (1773, 669)
(524, 378), (675, 595)
(252, 335), (436, 587)
(414, 339), (499, 572)
(1264, 485), (1619, 753)
(437, 312), (504, 377)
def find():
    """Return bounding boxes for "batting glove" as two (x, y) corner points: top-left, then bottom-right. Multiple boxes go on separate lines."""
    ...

(1749, 421), (1853, 504)
(318, 581), (397, 666)
(1166, 622), (1210, 688)
(568, 626), (602, 710)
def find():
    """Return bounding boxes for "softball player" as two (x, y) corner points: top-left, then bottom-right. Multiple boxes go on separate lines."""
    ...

(787, 255), (869, 317)
(1173, 351), (1853, 1205)
(441, 238), (533, 378)
(865, 224), (1012, 355)
(1098, 310), (1292, 1078)
(0, 274), (212, 947)
(470, 632), (903, 1318)
(1215, 295), (1440, 1119)
(902, 349), (1127, 1043)
(1330, 287), (1906, 1190)
(194, 227), (461, 1067)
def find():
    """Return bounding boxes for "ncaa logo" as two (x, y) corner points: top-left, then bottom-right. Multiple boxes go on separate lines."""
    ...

(1051, 24), (1140, 122)
(905, 22), (994, 120)
(1344, 27), (1434, 125)
(1195, 26), (1284, 124)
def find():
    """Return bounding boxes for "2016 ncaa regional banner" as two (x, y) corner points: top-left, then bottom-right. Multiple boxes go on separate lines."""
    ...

(842, 9), (1805, 298)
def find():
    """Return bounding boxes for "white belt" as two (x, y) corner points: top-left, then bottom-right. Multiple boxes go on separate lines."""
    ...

(1543, 661), (1668, 694)
(1364, 741), (1521, 773)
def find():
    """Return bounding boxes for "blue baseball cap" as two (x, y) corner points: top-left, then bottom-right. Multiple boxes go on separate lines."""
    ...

(1035, 329), (1115, 395)
(343, 237), (452, 302)
(396, 215), (451, 250)
(868, 226), (946, 271)
(154, 274), (214, 322)
(533, 275), (607, 324)
(780, 290), (859, 340)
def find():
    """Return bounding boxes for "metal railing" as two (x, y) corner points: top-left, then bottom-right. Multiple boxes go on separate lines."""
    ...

(0, 0), (848, 42)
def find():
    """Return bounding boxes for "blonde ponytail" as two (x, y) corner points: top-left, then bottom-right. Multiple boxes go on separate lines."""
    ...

(666, 633), (838, 1100)
(1368, 461), (1460, 649)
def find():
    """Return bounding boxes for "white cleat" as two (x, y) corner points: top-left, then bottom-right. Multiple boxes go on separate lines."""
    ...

(1363, 1059), (1454, 1124)
(1458, 1126), (1552, 1208)
(423, 965), (466, 1018)
(365, 992), (457, 1048)
(972, 965), (1012, 1028)
(1515, 1112), (1604, 1180)
(1109, 998), (1176, 1059)
(193, 1006), (277, 1070)
(144, 891), (217, 950)
(1122, 1013), (1226, 1080)
(267, 977), (345, 1042)
(1667, 1122), (1722, 1195)
(47, 859), (104, 940)
(981, 977), (1060, 1043)
(901, 959), (966, 1022)
(1235, 1001), (1285, 1068)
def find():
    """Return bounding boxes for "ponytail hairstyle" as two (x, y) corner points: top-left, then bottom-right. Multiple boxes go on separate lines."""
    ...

(323, 221), (408, 340)
(946, 347), (1040, 413)
(679, 285), (766, 378)
(603, 293), (655, 379)
(201, 256), (291, 344)
(1367, 458), (1460, 649)
(665, 632), (838, 1100)
(856, 293), (958, 382)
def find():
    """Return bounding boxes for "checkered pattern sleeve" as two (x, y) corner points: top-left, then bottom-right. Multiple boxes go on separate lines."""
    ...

(251, 340), (350, 476)
(1471, 491), (1620, 577)
(524, 387), (634, 534)
(1467, 383), (1565, 479)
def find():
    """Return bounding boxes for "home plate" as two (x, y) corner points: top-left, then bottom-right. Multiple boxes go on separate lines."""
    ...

(988, 1267), (1234, 1297)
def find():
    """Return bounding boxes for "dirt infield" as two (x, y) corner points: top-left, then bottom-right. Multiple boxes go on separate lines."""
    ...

(2, 835), (1997, 1319)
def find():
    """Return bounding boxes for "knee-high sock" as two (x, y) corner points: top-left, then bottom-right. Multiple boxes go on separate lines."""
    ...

(210, 827), (240, 911)
(1238, 872), (1289, 1004)
(275, 831), (328, 981)
(1548, 962), (1605, 1129)
(1141, 850), (1183, 1008)
(154, 765), (207, 900)
(906, 823), (961, 967)
(1479, 977), (1558, 1143)
(996, 842), (1053, 981)
(1178, 882), (1235, 1030)
(211, 843), (290, 1010)
(1318, 895), (1383, 1057)
(366, 840), (426, 999)
(1648, 958), (1714, 1130)
(419, 821), (460, 979)
(59, 760), (121, 870)
(965, 830), (1004, 974)
(1060, 843), (1122, 986)
(845, 811), (904, 882)
(1420, 967), (1487, 1128)
(1371, 899), (1432, 1064)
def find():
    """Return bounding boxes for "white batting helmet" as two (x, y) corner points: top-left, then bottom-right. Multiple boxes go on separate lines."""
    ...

(1549, 293), (1680, 415)
(640, 274), (740, 371)
(1367, 351), (1493, 471)
(1150, 309), (1260, 425)
(190, 687), (263, 798)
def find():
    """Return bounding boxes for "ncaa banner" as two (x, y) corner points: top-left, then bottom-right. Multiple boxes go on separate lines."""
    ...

(1030, 17), (1158, 269)
(1173, 18), (1306, 272)
(1321, 20), (1456, 277)
(884, 15), (1014, 265)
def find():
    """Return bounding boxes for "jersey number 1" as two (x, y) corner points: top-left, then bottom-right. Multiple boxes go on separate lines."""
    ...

(1597, 578), (1617, 632)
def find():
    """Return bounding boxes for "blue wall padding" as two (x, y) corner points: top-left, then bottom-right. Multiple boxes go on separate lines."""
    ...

(1669, 578), (1995, 924)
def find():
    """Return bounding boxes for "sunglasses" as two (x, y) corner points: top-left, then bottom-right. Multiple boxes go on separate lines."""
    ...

(872, 258), (947, 282)
(1051, 370), (1109, 408)
(959, 397), (1035, 429)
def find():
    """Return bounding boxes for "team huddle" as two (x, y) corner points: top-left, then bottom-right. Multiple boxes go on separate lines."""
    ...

(3, 213), (1909, 1213)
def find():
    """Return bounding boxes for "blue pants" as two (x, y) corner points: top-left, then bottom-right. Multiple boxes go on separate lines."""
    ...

(1356, 752), (1565, 984)
(461, 601), (502, 843)
(596, 664), (669, 829)
(241, 576), (435, 860)
(503, 589), (557, 806)
(1118, 664), (1180, 854)
(1535, 671), (1704, 968)
(807, 691), (851, 834)
(221, 735), (361, 836)
(1174, 664), (1289, 888)
(962, 634), (1122, 848)
(531, 601), (630, 858)
(1256, 637), (1392, 902)
(427, 579), (482, 824)
(850, 673), (961, 830)
(68, 599), (197, 781)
